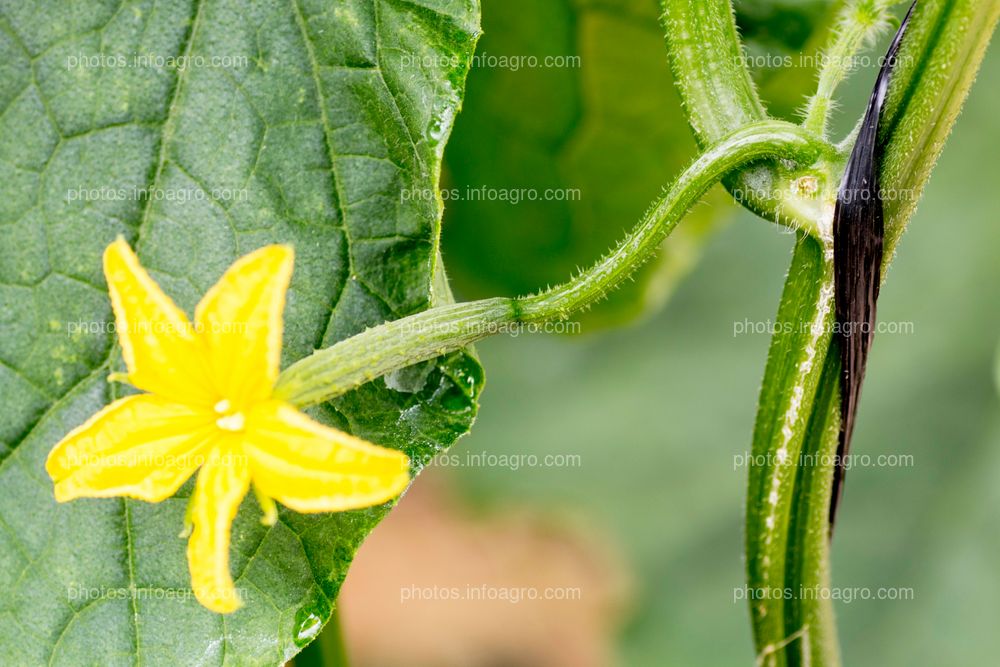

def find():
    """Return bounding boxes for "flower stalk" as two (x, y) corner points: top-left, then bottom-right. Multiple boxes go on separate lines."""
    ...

(275, 121), (828, 408)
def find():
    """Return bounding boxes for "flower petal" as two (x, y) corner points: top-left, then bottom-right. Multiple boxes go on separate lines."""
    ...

(244, 400), (410, 513)
(46, 394), (215, 502)
(187, 443), (251, 614)
(104, 238), (216, 405)
(194, 245), (293, 408)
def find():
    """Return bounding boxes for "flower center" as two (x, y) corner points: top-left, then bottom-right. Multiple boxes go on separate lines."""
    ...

(213, 399), (245, 433)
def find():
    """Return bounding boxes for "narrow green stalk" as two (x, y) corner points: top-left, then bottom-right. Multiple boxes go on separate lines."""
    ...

(275, 298), (514, 407)
(802, 1), (897, 138)
(517, 122), (823, 321)
(275, 121), (826, 408)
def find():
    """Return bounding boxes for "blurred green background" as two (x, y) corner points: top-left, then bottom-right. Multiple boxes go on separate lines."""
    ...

(424, 1), (1000, 665)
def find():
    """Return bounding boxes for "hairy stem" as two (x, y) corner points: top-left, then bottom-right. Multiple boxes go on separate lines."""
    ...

(784, 350), (842, 667)
(660, 0), (767, 146)
(746, 3), (1000, 667)
(803, 1), (897, 138)
(517, 122), (820, 320)
(661, 0), (841, 233)
(881, 0), (1000, 255)
(746, 235), (836, 667)
(275, 121), (825, 408)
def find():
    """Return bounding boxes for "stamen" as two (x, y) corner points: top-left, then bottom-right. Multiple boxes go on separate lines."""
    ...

(216, 412), (245, 432)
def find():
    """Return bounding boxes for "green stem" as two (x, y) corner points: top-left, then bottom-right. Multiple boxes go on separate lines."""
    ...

(783, 348), (842, 667)
(746, 235), (836, 667)
(517, 122), (821, 321)
(275, 297), (514, 407)
(661, 0), (842, 231)
(802, 1), (897, 138)
(660, 0), (767, 146)
(881, 0), (1000, 255)
(747, 4), (1000, 666)
(275, 120), (826, 408)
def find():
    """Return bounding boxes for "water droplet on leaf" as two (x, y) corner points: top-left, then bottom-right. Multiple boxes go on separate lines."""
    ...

(293, 605), (326, 647)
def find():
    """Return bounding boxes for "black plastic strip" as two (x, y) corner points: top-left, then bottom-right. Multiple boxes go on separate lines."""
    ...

(830, 1), (917, 531)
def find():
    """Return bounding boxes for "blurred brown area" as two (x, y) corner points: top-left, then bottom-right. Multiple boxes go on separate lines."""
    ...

(338, 469), (632, 667)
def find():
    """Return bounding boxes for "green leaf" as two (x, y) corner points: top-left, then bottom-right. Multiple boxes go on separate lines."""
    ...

(0, 0), (480, 664)
(441, 0), (731, 329)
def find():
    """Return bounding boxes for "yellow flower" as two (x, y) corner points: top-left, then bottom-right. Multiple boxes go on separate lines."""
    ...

(45, 239), (411, 613)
